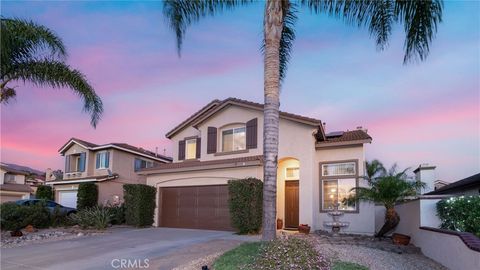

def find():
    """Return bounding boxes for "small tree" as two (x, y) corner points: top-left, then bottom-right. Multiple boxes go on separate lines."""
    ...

(77, 182), (98, 210)
(36, 185), (53, 200)
(353, 162), (424, 237)
(228, 178), (263, 234)
(123, 184), (156, 227)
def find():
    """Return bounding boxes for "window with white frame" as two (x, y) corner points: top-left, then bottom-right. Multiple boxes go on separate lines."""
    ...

(285, 167), (299, 180)
(222, 127), (246, 152)
(96, 151), (109, 169)
(322, 162), (356, 176)
(134, 158), (154, 171)
(185, 139), (197, 159)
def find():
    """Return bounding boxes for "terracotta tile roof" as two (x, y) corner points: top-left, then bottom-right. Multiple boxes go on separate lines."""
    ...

(425, 173), (480, 195)
(0, 183), (33, 193)
(166, 97), (322, 138)
(139, 155), (263, 172)
(110, 143), (172, 162)
(319, 130), (372, 144)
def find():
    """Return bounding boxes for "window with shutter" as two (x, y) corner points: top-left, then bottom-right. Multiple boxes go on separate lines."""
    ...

(207, 127), (217, 154)
(196, 137), (201, 159)
(178, 140), (186, 160)
(246, 118), (258, 149)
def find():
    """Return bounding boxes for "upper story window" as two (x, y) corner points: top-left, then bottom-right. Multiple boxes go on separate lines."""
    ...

(185, 138), (197, 159)
(134, 158), (153, 171)
(222, 127), (246, 152)
(96, 151), (110, 169)
(4, 173), (15, 183)
(322, 162), (356, 177)
(65, 152), (86, 173)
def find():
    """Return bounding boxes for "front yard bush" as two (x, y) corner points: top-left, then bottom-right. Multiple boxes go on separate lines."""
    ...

(123, 184), (156, 227)
(69, 206), (113, 230)
(77, 182), (98, 210)
(36, 185), (54, 200)
(0, 202), (51, 231)
(228, 178), (263, 234)
(437, 195), (480, 237)
(107, 204), (125, 225)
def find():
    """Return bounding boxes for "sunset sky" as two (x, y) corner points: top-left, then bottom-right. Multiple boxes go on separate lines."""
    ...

(1, 1), (479, 182)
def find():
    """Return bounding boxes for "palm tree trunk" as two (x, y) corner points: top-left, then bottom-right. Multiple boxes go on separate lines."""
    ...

(376, 207), (400, 237)
(262, 0), (283, 241)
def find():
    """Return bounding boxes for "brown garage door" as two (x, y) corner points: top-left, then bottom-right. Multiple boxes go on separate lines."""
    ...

(160, 185), (233, 231)
(1, 194), (23, 203)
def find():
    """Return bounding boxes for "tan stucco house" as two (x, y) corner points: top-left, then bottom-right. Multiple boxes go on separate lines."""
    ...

(0, 163), (34, 203)
(46, 138), (172, 208)
(139, 98), (375, 234)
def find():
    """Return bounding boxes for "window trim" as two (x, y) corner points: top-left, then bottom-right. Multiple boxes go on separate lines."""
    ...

(96, 151), (109, 169)
(319, 159), (360, 213)
(221, 125), (246, 153)
(134, 158), (154, 172)
(321, 162), (356, 177)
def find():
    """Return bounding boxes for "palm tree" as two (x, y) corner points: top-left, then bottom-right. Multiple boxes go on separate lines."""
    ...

(354, 163), (425, 237)
(365, 159), (386, 183)
(1, 18), (103, 127)
(162, 0), (443, 240)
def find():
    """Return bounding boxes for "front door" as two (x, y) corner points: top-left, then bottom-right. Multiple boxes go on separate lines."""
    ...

(285, 180), (299, 228)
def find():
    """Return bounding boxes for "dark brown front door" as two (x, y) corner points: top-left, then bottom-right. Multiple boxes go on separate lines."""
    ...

(160, 185), (233, 231)
(285, 180), (299, 228)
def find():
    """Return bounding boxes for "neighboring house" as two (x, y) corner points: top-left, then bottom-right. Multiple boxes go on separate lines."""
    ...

(426, 173), (480, 196)
(139, 98), (374, 234)
(46, 138), (172, 208)
(0, 163), (34, 203)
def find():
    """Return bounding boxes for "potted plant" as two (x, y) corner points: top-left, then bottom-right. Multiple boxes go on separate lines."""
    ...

(298, 224), (311, 234)
(353, 160), (425, 238)
(276, 218), (283, 230)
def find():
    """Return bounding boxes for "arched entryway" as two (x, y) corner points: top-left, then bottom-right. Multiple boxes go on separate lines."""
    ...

(277, 157), (300, 229)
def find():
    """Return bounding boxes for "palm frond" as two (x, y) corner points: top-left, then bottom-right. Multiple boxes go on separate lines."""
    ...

(163, 0), (252, 55)
(301, 0), (443, 63)
(9, 60), (103, 127)
(365, 159), (386, 181)
(0, 87), (16, 103)
(279, 1), (297, 83)
(394, 0), (443, 63)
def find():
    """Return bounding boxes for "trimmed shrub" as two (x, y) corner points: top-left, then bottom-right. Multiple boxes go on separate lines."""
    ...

(123, 184), (156, 227)
(228, 178), (263, 234)
(51, 206), (73, 227)
(107, 204), (125, 225)
(69, 206), (113, 230)
(77, 182), (98, 210)
(0, 202), (51, 231)
(36, 185), (54, 200)
(437, 196), (480, 237)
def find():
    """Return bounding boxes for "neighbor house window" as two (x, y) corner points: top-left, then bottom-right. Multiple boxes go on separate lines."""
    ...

(185, 139), (197, 159)
(285, 167), (299, 180)
(322, 162), (355, 176)
(4, 174), (15, 183)
(321, 161), (357, 211)
(96, 151), (109, 169)
(222, 127), (246, 152)
(134, 158), (153, 171)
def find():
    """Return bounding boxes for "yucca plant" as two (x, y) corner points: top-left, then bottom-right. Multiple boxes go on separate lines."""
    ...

(354, 161), (425, 237)
(69, 206), (113, 230)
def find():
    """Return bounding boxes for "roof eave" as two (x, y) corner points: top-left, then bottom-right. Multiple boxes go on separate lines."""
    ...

(316, 139), (372, 149)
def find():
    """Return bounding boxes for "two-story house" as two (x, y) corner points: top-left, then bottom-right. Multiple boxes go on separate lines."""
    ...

(0, 163), (34, 203)
(47, 138), (172, 208)
(139, 98), (374, 234)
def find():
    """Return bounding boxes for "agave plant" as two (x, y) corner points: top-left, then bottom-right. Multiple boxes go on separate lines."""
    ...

(354, 161), (425, 237)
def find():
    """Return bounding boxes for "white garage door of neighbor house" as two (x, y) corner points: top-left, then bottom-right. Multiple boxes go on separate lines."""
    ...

(58, 191), (78, 208)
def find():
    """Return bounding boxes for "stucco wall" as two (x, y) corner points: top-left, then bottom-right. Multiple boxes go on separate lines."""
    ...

(315, 146), (374, 235)
(395, 198), (480, 270)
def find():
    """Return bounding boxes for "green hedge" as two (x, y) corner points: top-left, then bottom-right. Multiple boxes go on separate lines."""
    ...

(77, 182), (98, 210)
(437, 196), (480, 237)
(123, 184), (156, 227)
(36, 185), (54, 200)
(228, 178), (263, 234)
(0, 202), (51, 231)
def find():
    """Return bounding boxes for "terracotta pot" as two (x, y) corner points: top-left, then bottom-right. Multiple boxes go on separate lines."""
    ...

(10, 230), (23, 237)
(298, 224), (311, 234)
(276, 219), (283, 230)
(392, 233), (411, 245)
(25, 225), (37, 233)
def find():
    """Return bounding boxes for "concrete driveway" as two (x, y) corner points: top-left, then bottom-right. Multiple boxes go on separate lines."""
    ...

(1, 227), (257, 270)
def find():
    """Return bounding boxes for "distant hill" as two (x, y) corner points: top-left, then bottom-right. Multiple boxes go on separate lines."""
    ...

(0, 162), (45, 176)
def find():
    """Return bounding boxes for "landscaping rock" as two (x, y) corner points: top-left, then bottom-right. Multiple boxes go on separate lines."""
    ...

(1, 228), (104, 248)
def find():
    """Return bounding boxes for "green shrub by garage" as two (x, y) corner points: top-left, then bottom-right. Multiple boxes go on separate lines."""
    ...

(123, 184), (156, 227)
(437, 196), (480, 237)
(77, 182), (98, 210)
(0, 202), (51, 231)
(228, 177), (263, 234)
(36, 185), (54, 200)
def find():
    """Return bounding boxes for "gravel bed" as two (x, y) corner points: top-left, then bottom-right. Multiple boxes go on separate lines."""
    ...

(1, 227), (105, 248)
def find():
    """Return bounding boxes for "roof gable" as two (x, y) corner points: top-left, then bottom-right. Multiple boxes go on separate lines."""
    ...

(166, 97), (323, 139)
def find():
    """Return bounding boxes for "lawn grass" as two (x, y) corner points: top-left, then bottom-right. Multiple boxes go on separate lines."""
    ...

(332, 261), (369, 270)
(212, 242), (263, 270)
